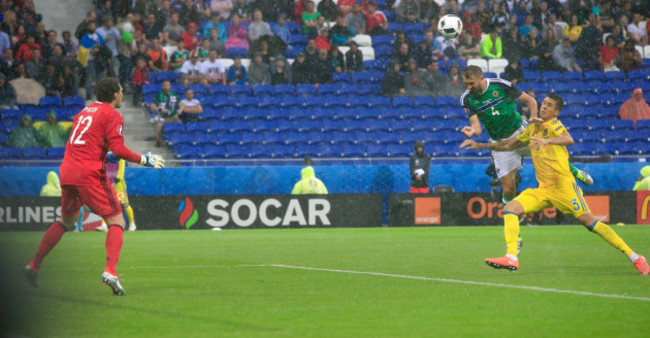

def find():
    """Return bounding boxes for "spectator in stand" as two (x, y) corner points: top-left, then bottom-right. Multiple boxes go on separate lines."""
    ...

(271, 57), (291, 85)
(96, 17), (121, 77)
(314, 48), (334, 85)
(553, 36), (582, 72)
(515, 88), (537, 121)
(337, 0), (355, 16)
(132, 56), (150, 105)
(459, 28), (481, 60)
(249, 10), (273, 42)
(179, 0), (202, 27)
(25, 48), (43, 81)
(208, 28), (227, 57)
(414, 40), (433, 69)
(365, 2), (389, 36)
(232, 0), (252, 21)
(248, 52), (270, 85)
(181, 22), (200, 51)
(543, 13), (565, 41)
(39, 111), (67, 148)
(156, 0), (173, 29)
(178, 88), (203, 123)
(201, 50), (226, 85)
(619, 88), (650, 127)
(211, 0), (233, 21)
(147, 37), (167, 72)
(409, 141), (431, 193)
(600, 35), (620, 72)
(302, 1), (321, 36)
(62, 31), (78, 57)
(444, 62), (464, 97)
(40, 61), (63, 96)
(0, 73), (17, 109)
(142, 13), (162, 44)
(503, 59), (524, 84)
(523, 27), (543, 61)
(394, 30), (415, 54)
(480, 27), (502, 59)
(292, 52), (311, 84)
(345, 3), (366, 34)
(404, 59), (432, 97)
(464, 13), (482, 40)
(41, 30), (63, 61)
(397, 0), (420, 23)
(425, 60), (448, 97)
(575, 13), (603, 71)
(610, 25), (626, 49)
(226, 57), (248, 85)
(318, 0), (338, 21)
(16, 34), (41, 62)
(511, 0), (527, 26)
(329, 47), (345, 72)
(519, 14), (538, 39)
(538, 29), (558, 71)
(620, 39), (642, 72)
(181, 50), (205, 86)
(330, 15), (355, 46)
(392, 42), (412, 72)
(170, 37), (189, 71)
(150, 79), (181, 146)
(275, 0), (294, 22)
(226, 14), (249, 51)
(163, 13), (185, 45)
(131, 42), (151, 70)
(203, 13), (227, 42)
(315, 28), (331, 51)
(197, 37), (211, 61)
(75, 11), (96, 41)
(436, 33), (459, 61)
(345, 41), (364, 72)
(564, 14), (582, 44)
(0, 49), (16, 79)
(633, 166), (650, 191)
(96, 0), (115, 27)
(61, 63), (78, 98)
(7, 114), (44, 149)
(490, 3), (510, 31)
(382, 62), (405, 97)
(303, 38), (319, 66)
(272, 14), (291, 46)
(627, 13), (648, 45)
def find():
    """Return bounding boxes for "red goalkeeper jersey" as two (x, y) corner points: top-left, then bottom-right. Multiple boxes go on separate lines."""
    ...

(60, 102), (141, 186)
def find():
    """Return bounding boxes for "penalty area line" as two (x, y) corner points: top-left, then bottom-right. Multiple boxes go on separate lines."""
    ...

(270, 264), (650, 303)
(42, 264), (269, 271)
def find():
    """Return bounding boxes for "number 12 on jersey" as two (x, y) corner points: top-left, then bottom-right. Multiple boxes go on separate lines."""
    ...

(69, 116), (93, 145)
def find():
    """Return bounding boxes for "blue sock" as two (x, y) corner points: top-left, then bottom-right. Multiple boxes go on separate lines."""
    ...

(77, 208), (85, 231)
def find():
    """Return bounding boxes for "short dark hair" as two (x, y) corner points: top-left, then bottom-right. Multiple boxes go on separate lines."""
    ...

(94, 77), (121, 103)
(546, 93), (564, 111)
(462, 65), (483, 79)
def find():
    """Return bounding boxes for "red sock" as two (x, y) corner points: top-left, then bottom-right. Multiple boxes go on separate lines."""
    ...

(104, 225), (124, 276)
(29, 221), (67, 271)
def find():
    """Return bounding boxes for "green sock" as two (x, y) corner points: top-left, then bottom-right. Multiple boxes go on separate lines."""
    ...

(568, 163), (579, 177)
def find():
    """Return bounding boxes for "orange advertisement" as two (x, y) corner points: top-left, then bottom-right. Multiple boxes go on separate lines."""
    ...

(415, 197), (441, 225)
(584, 195), (610, 222)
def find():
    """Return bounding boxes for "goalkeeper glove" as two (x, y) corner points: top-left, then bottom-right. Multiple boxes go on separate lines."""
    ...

(139, 152), (165, 169)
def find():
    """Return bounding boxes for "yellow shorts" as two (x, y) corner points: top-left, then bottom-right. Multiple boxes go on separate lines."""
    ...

(113, 181), (129, 205)
(514, 180), (590, 218)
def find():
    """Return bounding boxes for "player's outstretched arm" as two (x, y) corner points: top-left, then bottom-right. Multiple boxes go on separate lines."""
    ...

(518, 91), (538, 119)
(460, 138), (524, 151)
(529, 131), (574, 149)
(461, 115), (482, 137)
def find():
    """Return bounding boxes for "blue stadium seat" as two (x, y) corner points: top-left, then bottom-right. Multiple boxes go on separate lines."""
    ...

(284, 132), (307, 145)
(276, 120), (298, 132)
(344, 120), (369, 133)
(612, 120), (635, 132)
(259, 96), (281, 109)
(368, 120), (392, 132)
(636, 119), (650, 132)
(63, 96), (85, 111)
(271, 145), (295, 158)
(209, 84), (230, 96)
(39, 96), (62, 109)
(369, 96), (391, 109)
(47, 147), (66, 160)
(202, 145), (227, 159)
(307, 97), (328, 109)
(230, 84), (251, 97)
(247, 145), (267, 158)
(247, 109), (269, 121)
(562, 71), (583, 83)
(371, 35), (393, 47)
(194, 133), (215, 146)
(22, 147), (46, 159)
(0, 147), (21, 159)
(143, 84), (162, 98)
(238, 96), (259, 110)
(289, 34), (308, 45)
(174, 146), (200, 159)
(155, 71), (178, 83)
(592, 82), (617, 95)
(541, 71), (562, 81)
(318, 83), (338, 96)
(1, 109), (23, 120)
(352, 72), (372, 84)
(381, 108), (402, 121)
(602, 95), (627, 107)
(588, 119), (612, 132)
(252, 84), (273, 96)
(484, 72), (497, 78)
(404, 22), (423, 35)
(226, 47), (248, 58)
(373, 45), (393, 59)
(392, 120), (413, 132)
(358, 83), (382, 96)
(605, 71), (625, 82)
(185, 84), (207, 97)
(331, 132), (355, 145)
(244, 134), (265, 145)
(364, 60), (386, 72)
(627, 70), (649, 82)
(357, 108), (376, 120)
(568, 144), (594, 156)
(254, 120), (277, 133)
(341, 144), (365, 157)
(296, 84), (317, 97)
(388, 22), (403, 34)
(552, 83), (577, 95)
(431, 144), (458, 157)
(333, 72), (351, 84)
(523, 71), (541, 83)
(413, 97), (435, 108)
(365, 144), (386, 157)
(213, 97), (238, 110)
(299, 120), (324, 133)
(274, 84), (295, 96)
(369, 71), (385, 83)
(226, 145), (251, 158)
(1, 120), (18, 133)
(291, 108), (313, 121)
(167, 133), (194, 147)
(401, 107), (423, 120)
(392, 96), (412, 108)
(230, 121), (256, 133)
(434, 120), (458, 133)
(584, 70), (604, 83)
(186, 122), (208, 134)
(279, 96), (302, 109)
(170, 84), (184, 95)
(338, 84), (358, 96)
(347, 97), (368, 109)
(564, 95), (587, 107)
(436, 96), (457, 108)
(163, 122), (184, 135)
(216, 133), (241, 146)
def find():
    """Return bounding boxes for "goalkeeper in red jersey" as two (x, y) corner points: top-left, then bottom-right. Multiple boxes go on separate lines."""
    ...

(23, 78), (165, 295)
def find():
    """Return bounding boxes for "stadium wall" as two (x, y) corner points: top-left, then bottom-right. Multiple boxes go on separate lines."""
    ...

(0, 162), (643, 196)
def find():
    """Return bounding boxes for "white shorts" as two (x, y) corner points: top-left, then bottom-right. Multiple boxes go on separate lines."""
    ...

(490, 121), (529, 179)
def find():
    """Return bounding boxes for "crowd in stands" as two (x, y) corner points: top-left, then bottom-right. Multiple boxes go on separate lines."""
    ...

(0, 0), (649, 158)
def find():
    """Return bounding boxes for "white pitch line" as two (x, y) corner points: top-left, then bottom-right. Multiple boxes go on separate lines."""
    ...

(270, 264), (650, 303)
(42, 264), (268, 271)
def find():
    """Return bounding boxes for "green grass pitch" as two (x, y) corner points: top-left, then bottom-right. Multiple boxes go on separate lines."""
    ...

(1, 225), (650, 337)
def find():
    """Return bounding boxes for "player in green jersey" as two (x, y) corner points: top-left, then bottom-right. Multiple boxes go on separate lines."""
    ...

(459, 65), (593, 206)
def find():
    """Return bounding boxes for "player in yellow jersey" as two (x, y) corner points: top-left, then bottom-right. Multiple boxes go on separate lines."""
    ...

(461, 93), (649, 275)
(102, 156), (137, 231)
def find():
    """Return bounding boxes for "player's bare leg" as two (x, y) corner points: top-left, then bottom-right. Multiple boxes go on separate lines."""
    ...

(499, 170), (523, 254)
(485, 200), (524, 271)
(24, 214), (78, 287)
(578, 213), (648, 275)
(101, 213), (127, 295)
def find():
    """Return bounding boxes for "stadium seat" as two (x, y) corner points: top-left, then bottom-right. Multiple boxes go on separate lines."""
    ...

(212, 97), (237, 110)
(194, 133), (216, 146)
(552, 83), (577, 95)
(226, 47), (248, 58)
(143, 84), (162, 98)
(271, 145), (296, 158)
(371, 35), (393, 47)
(332, 132), (356, 145)
(226, 145), (251, 158)
(174, 146), (200, 159)
(562, 71), (583, 83)
(63, 96), (85, 111)
(230, 84), (251, 97)
(317, 84), (338, 96)
(247, 109), (269, 121)
(273, 84), (295, 96)
(291, 108), (313, 121)
(584, 70), (605, 83)
(392, 96), (412, 108)
(347, 97), (368, 109)
(413, 97), (435, 108)
(612, 120), (635, 132)
(280, 96), (302, 109)
(523, 71), (541, 83)
(0, 147), (21, 159)
(170, 84), (184, 95)
(296, 84), (317, 97)
(1, 109), (23, 120)
(252, 84), (273, 96)
(373, 45), (393, 59)
(163, 122), (185, 135)
(368, 96), (391, 109)
(333, 72), (351, 84)
(341, 144), (365, 157)
(285, 132), (309, 145)
(636, 119), (650, 132)
(627, 70), (649, 82)
(185, 122), (208, 134)
(259, 96), (281, 109)
(39, 96), (62, 109)
(366, 144), (387, 157)
(167, 133), (194, 147)
(216, 133), (241, 146)
(484, 72), (497, 78)
(364, 60), (386, 72)
(541, 71), (562, 82)
(186, 84), (207, 97)
(202, 145), (227, 159)
(436, 96), (457, 108)
(488, 58), (509, 74)
(155, 71), (178, 83)
(209, 84), (230, 96)
(352, 72), (372, 84)
(344, 120), (369, 133)
(467, 59), (488, 72)
(47, 147), (66, 160)
(1, 120), (18, 133)
(605, 71), (625, 82)
(358, 83), (382, 96)
(238, 96), (259, 110)
(22, 147), (46, 159)
(338, 84), (358, 96)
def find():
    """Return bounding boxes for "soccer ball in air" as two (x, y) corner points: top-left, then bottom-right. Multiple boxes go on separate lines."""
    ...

(437, 14), (463, 39)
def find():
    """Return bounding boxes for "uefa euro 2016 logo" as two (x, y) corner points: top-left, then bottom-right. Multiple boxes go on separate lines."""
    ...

(178, 197), (198, 229)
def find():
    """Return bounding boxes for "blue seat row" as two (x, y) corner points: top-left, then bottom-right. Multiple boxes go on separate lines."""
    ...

(0, 147), (65, 160)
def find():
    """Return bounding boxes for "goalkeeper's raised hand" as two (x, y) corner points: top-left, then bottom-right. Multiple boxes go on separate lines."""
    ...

(139, 152), (165, 169)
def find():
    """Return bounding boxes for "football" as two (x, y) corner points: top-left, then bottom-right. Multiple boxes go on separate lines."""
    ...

(437, 14), (463, 39)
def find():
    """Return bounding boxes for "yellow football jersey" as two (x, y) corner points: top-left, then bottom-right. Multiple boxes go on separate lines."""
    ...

(516, 118), (573, 188)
